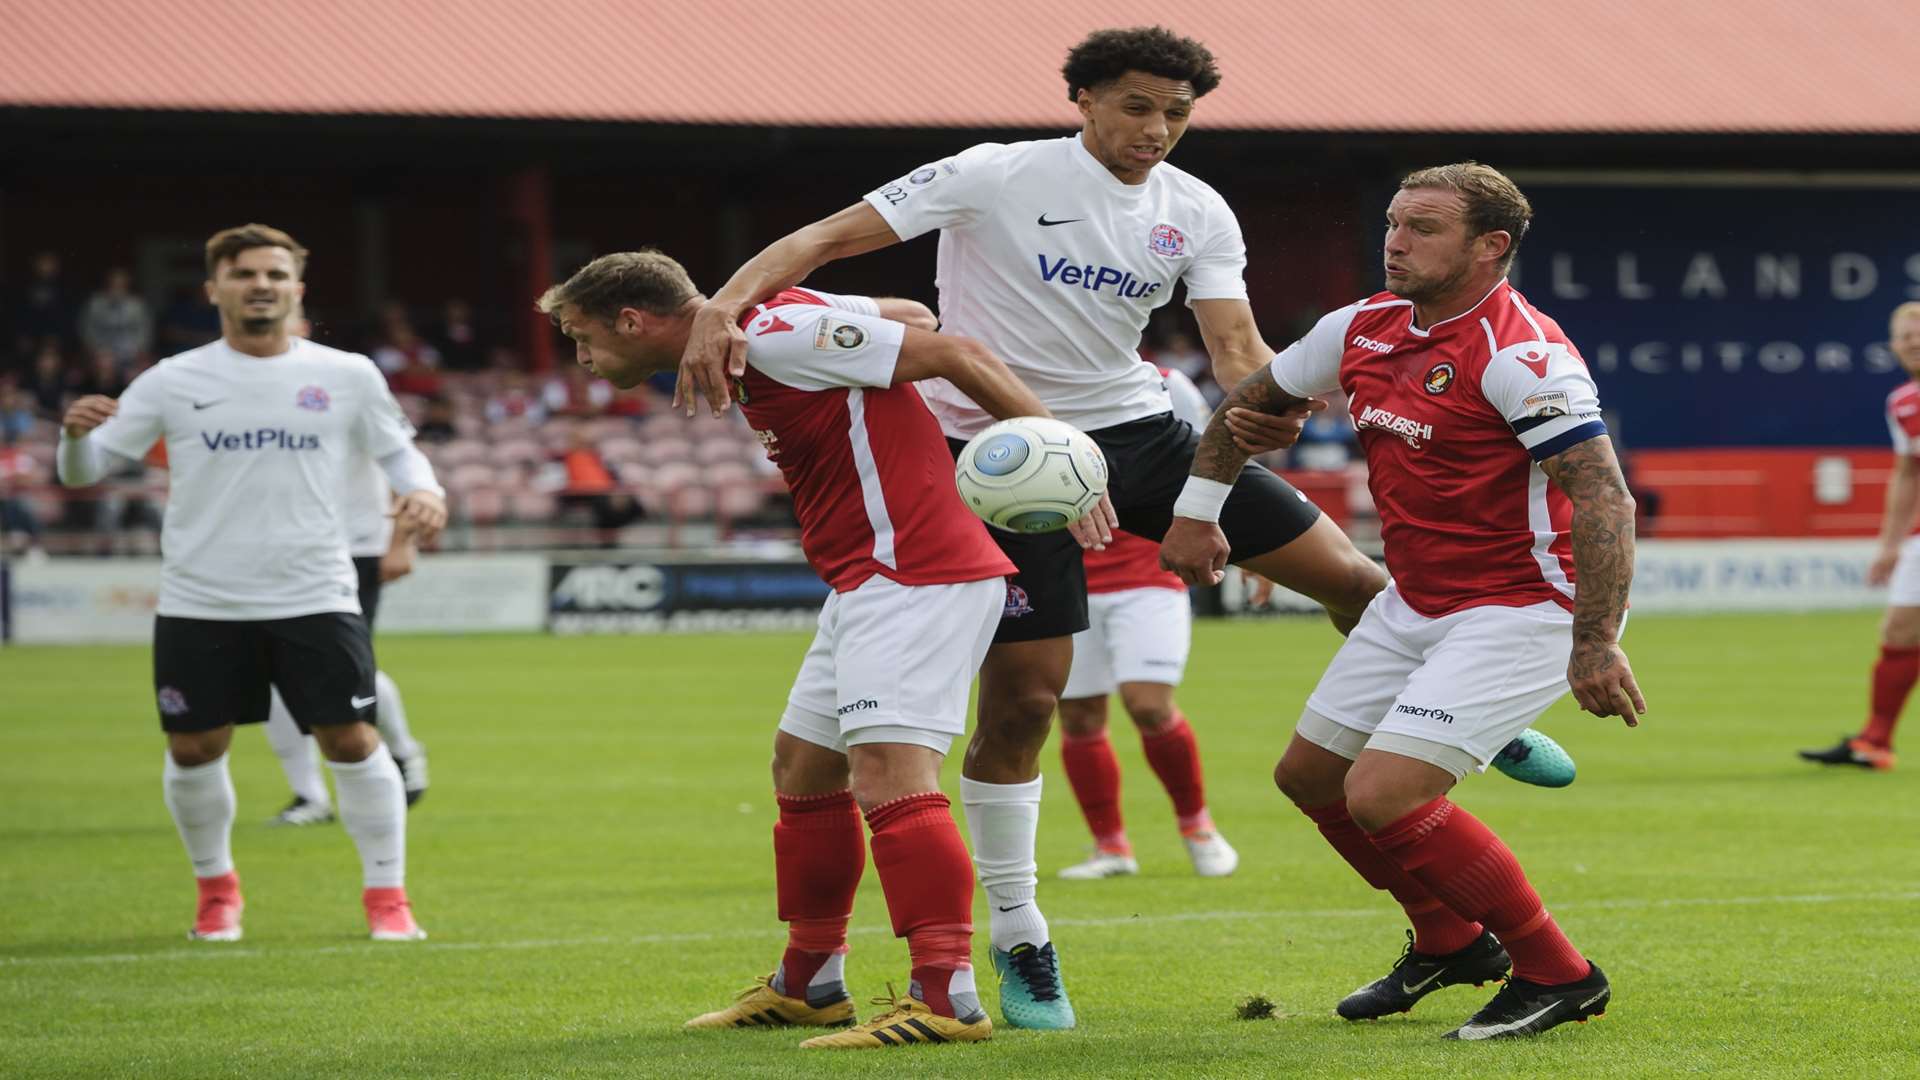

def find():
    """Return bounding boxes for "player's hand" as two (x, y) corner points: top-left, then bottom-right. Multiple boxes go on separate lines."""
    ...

(62, 395), (118, 437)
(1065, 491), (1117, 551)
(676, 301), (749, 417)
(1568, 640), (1646, 726)
(392, 490), (448, 544)
(1868, 543), (1900, 587)
(378, 541), (416, 583)
(1160, 516), (1231, 586)
(1223, 399), (1326, 455)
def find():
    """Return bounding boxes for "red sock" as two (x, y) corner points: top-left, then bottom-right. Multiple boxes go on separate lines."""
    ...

(1141, 713), (1212, 834)
(1369, 798), (1589, 985)
(1863, 644), (1919, 749)
(866, 792), (976, 1019)
(1061, 731), (1129, 852)
(1301, 799), (1482, 955)
(773, 790), (864, 1000)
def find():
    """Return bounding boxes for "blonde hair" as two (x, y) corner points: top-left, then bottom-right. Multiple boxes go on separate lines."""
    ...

(537, 250), (698, 322)
(1891, 301), (1920, 335)
(1399, 162), (1532, 270)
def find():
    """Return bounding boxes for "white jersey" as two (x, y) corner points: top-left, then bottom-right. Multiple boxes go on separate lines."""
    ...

(344, 455), (394, 558)
(86, 338), (422, 620)
(864, 136), (1249, 437)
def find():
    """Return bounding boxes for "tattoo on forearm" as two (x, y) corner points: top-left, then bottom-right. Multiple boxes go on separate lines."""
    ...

(1543, 435), (1636, 675)
(1190, 367), (1302, 483)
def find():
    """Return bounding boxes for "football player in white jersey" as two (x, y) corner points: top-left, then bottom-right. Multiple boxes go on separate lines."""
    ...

(266, 312), (431, 825)
(675, 27), (1385, 1029)
(57, 224), (446, 943)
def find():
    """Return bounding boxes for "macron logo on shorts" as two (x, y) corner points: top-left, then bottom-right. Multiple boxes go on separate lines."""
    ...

(1394, 703), (1456, 725)
(837, 699), (879, 716)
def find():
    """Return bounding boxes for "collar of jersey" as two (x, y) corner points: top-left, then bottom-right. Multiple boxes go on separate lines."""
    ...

(1402, 278), (1510, 338)
(215, 338), (302, 363)
(1066, 134), (1154, 197)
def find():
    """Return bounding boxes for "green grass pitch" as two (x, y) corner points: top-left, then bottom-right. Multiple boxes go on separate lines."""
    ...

(3, 612), (1916, 1078)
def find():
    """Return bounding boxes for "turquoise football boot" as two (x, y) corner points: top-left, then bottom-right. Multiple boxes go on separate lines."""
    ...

(990, 941), (1076, 1029)
(1492, 729), (1576, 788)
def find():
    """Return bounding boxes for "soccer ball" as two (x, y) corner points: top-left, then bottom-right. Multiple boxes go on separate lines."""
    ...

(954, 417), (1109, 533)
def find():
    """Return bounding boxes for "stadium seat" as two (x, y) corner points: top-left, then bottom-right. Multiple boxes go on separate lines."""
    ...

(643, 437), (695, 466)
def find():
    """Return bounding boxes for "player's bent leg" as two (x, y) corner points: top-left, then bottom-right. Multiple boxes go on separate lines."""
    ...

(372, 671), (429, 805)
(1236, 515), (1386, 636)
(800, 740), (990, 1049)
(1057, 695), (1136, 878)
(164, 727), (243, 941)
(1121, 683), (1233, 876)
(965, 637), (1072, 783)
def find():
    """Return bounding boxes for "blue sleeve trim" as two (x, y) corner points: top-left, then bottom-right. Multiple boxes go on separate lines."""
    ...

(1530, 420), (1608, 462)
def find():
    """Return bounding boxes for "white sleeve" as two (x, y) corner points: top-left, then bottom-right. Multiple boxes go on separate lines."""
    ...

(1164, 368), (1213, 429)
(1182, 193), (1249, 304)
(56, 434), (116, 486)
(787, 289), (881, 317)
(377, 444), (442, 497)
(351, 359), (420, 461)
(1890, 404), (1912, 456)
(1267, 305), (1357, 399)
(1481, 341), (1608, 462)
(862, 143), (1011, 243)
(742, 304), (905, 391)
(85, 364), (168, 462)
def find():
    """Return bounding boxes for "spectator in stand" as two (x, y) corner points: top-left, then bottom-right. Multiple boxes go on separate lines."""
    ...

(485, 369), (547, 424)
(73, 350), (130, 401)
(158, 284), (223, 353)
(0, 424), (46, 558)
(430, 299), (488, 372)
(78, 268), (154, 367)
(2, 379), (38, 440)
(543, 364), (614, 417)
(1152, 328), (1211, 385)
(372, 302), (445, 397)
(21, 343), (70, 417)
(13, 252), (74, 356)
(556, 428), (639, 544)
(415, 397), (458, 443)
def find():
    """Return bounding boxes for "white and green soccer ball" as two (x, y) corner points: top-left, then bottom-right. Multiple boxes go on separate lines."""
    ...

(955, 417), (1109, 534)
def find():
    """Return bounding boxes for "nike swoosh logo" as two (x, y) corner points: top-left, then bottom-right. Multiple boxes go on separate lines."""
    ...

(1579, 990), (1609, 1009)
(996, 904), (1029, 913)
(1036, 214), (1085, 227)
(192, 400), (224, 410)
(1459, 1000), (1560, 1039)
(1399, 968), (1450, 995)
(350, 694), (377, 709)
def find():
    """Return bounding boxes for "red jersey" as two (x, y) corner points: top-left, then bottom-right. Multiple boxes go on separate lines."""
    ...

(1270, 281), (1607, 618)
(1084, 528), (1185, 594)
(735, 288), (1014, 592)
(1886, 382), (1920, 535)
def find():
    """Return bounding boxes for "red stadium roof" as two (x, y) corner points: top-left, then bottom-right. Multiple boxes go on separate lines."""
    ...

(6, 0), (1918, 133)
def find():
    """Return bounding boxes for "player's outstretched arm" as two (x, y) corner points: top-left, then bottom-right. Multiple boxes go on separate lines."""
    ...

(1869, 453), (1919, 586)
(680, 203), (903, 417)
(1161, 367), (1313, 585)
(1540, 435), (1646, 724)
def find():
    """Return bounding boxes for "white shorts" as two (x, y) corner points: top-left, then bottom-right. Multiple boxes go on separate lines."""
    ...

(1061, 587), (1192, 699)
(1890, 536), (1920, 607)
(778, 574), (1002, 756)
(1297, 583), (1576, 778)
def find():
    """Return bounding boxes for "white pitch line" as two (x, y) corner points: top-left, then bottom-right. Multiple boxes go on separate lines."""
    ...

(5, 890), (1915, 970)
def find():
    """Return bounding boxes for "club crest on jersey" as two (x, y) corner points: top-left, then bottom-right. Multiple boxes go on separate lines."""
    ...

(296, 385), (330, 412)
(1423, 362), (1455, 395)
(1003, 584), (1034, 618)
(1148, 223), (1186, 258)
(157, 686), (189, 717)
(909, 167), (939, 185)
(813, 319), (867, 351)
(1355, 403), (1435, 450)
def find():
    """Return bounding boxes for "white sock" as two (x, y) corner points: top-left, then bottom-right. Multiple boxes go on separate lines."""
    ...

(373, 670), (423, 760)
(960, 775), (1050, 951)
(163, 752), (236, 879)
(327, 743), (407, 888)
(265, 688), (329, 806)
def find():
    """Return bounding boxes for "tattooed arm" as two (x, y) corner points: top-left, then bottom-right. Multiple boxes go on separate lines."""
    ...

(1539, 434), (1647, 724)
(1159, 366), (1314, 585)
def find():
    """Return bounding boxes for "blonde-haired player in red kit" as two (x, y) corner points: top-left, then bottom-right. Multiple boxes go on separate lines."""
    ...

(1801, 301), (1920, 771)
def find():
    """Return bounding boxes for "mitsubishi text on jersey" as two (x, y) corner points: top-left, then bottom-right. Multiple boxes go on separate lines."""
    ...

(863, 137), (1249, 437)
(1269, 281), (1607, 617)
(734, 288), (1014, 592)
(84, 338), (420, 620)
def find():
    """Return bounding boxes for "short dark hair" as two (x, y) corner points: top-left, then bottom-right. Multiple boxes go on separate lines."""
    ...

(1399, 163), (1533, 270)
(1061, 27), (1221, 101)
(536, 250), (699, 323)
(204, 223), (307, 278)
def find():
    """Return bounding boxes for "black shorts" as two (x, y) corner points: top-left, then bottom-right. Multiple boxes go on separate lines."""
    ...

(949, 412), (1322, 644)
(354, 556), (384, 628)
(152, 612), (376, 734)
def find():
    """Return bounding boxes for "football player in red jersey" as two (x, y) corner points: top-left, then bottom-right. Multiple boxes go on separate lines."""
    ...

(1167, 164), (1642, 1040)
(1801, 301), (1920, 771)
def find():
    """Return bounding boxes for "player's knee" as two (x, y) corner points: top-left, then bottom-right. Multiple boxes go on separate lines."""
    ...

(1126, 700), (1176, 732)
(1273, 754), (1339, 808)
(1333, 554), (1387, 614)
(981, 684), (1059, 746)
(1883, 606), (1920, 647)
(167, 728), (231, 767)
(1057, 697), (1108, 737)
(1341, 775), (1434, 834)
(313, 721), (380, 764)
